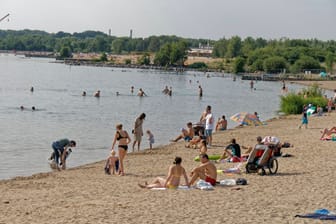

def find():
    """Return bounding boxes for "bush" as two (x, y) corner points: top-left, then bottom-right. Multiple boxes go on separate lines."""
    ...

(188, 62), (208, 69)
(280, 93), (304, 114)
(280, 84), (327, 114)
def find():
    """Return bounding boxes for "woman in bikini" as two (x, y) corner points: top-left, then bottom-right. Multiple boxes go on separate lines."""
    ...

(138, 157), (189, 189)
(111, 124), (131, 176)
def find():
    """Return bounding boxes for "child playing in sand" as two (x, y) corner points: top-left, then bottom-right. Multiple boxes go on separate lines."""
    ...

(108, 150), (119, 175)
(146, 130), (154, 150)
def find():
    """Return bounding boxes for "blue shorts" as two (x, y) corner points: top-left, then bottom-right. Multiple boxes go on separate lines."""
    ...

(205, 129), (213, 137)
(184, 136), (192, 142)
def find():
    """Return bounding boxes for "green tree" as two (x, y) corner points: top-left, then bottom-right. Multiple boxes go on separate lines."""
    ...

(290, 56), (321, 74)
(232, 57), (245, 74)
(263, 56), (288, 73)
(100, 52), (108, 62)
(137, 53), (151, 65)
(226, 36), (242, 58)
(325, 52), (335, 73)
(59, 46), (72, 58)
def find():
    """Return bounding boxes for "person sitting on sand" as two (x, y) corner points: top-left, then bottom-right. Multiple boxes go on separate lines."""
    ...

(138, 157), (189, 189)
(320, 127), (336, 139)
(189, 154), (217, 186)
(215, 115), (227, 131)
(185, 130), (206, 149)
(218, 138), (241, 162)
(171, 122), (194, 142)
(108, 150), (119, 175)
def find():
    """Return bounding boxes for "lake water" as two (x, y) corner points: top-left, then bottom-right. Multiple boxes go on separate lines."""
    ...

(0, 54), (317, 180)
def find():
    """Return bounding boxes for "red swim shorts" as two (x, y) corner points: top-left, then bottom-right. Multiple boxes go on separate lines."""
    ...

(205, 176), (216, 186)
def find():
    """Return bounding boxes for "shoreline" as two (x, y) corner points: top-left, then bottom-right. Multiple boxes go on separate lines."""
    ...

(1, 112), (336, 223)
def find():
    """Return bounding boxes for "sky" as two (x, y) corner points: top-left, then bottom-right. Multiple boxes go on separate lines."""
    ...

(1, 0), (336, 40)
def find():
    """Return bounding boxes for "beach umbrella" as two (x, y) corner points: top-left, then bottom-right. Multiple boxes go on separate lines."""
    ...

(230, 112), (262, 126)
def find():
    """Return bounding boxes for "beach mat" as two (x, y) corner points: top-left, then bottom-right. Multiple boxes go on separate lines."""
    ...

(295, 214), (336, 220)
(295, 209), (336, 221)
(194, 155), (221, 162)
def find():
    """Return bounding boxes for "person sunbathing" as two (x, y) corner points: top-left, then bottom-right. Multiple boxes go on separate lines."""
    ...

(320, 127), (336, 139)
(138, 157), (189, 189)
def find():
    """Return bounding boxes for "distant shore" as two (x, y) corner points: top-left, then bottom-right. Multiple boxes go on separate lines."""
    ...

(290, 80), (336, 91)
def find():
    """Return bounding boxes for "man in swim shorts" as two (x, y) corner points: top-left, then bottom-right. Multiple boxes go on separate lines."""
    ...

(189, 154), (217, 186)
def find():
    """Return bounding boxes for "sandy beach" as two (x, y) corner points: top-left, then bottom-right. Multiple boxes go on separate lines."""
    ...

(291, 80), (336, 91)
(1, 109), (336, 223)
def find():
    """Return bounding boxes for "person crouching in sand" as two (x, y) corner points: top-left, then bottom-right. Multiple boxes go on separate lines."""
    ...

(189, 153), (217, 186)
(138, 157), (189, 189)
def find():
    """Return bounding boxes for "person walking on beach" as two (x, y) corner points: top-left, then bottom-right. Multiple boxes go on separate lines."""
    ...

(50, 139), (76, 170)
(131, 86), (134, 94)
(138, 156), (189, 189)
(298, 105), (308, 129)
(111, 124), (131, 176)
(202, 105), (214, 146)
(327, 97), (334, 115)
(189, 154), (217, 186)
(146, 130), (154, 150)
(132, 113), (146, 151)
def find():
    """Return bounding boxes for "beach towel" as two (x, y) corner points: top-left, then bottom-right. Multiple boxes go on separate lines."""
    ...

(196, 180), (214, 190)
(150, 186), (192, 190)
(295, 209), (336, 221)
(321, 135), (336, 141)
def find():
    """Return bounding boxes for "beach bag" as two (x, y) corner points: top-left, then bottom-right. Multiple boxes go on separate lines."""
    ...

(236, 178), (247, 185)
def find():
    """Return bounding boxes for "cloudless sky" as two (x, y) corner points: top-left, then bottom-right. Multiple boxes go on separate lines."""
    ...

(1, 0), (336, 40)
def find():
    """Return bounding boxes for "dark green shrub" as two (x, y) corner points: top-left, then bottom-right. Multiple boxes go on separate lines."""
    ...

(280, 93), (304, 114)
(188, 62), (208, 69)
(280, 84), (327, 114)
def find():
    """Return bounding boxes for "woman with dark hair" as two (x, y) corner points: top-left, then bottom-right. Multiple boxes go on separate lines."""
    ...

(132, 113), (146, 151)
(111, 124), (131, 176)
(138, 157), (189, 189)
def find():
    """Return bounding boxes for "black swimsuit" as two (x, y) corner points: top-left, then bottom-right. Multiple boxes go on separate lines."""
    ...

(117, 131), (128, 150)
(118, 145), (128, 151)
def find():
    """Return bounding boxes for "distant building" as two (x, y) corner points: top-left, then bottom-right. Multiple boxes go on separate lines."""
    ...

(188, 48), (213, 57)
(188, 42), (213, 57)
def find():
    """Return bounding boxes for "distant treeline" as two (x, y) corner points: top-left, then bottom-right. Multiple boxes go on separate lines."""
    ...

(0, 29), (335, 73)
